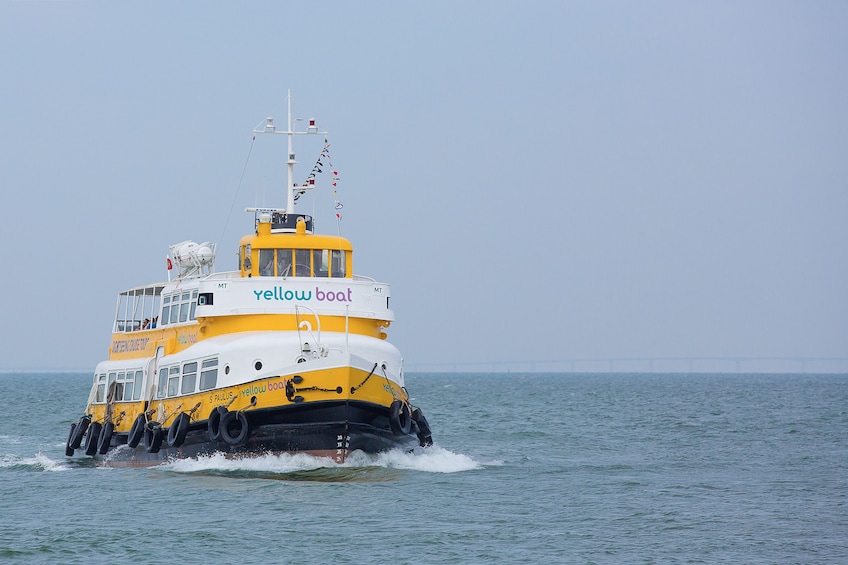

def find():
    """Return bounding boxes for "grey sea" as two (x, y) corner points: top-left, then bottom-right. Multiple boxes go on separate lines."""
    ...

(1, 372), (846, 564)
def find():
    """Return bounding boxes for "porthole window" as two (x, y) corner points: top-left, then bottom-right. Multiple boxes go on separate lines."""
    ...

(254, 361), (263, 371)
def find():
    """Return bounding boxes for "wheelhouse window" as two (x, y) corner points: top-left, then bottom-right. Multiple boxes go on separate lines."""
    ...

(331, 250), (346, 277)
(277, 249), (292, 277)
(295, 249), (311, 276)
(259, 249), (275, 276)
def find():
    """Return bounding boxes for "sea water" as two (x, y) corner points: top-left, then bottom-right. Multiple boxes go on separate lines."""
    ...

(0, 372), (845, 564)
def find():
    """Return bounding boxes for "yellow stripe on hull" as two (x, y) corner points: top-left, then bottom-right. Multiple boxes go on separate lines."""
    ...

(107, 314), (388, 361)
(86, 363), (406, 433)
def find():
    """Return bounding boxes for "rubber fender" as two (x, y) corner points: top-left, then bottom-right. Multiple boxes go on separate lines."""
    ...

(220, 411), (250, 446)
(65, 423), (76, 456)
(412, 408), (433, 447)
(167, 412), (191, 448)
(97, 421), (114, 455)
(144, 423), (163, 453)
(68, 416), (90, 450)
(388, 400), (412, 436)
(207, 406), (228, 442)
(84, 421), (103, 456)
(127, 414), (146, 448)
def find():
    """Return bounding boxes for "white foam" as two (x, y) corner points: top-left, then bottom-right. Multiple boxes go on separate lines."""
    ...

(160, 446), (482, 474)
(0, 452), (69, 472)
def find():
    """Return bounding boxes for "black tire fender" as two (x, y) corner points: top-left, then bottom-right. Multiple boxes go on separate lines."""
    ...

(65, 423), (76, 456)
(167, 412), (191, 448)
(69, 416), (90, 450)
(84, 421), (103, 456)
(388, 400), (412, 436)
(207, 406), (228, 442)
(144, 423), (163, 453)
(97, 421), (114, 455)
(127, 414), (146, 448)
(411, 407), (433, 447)
(220, 411), (250, 446)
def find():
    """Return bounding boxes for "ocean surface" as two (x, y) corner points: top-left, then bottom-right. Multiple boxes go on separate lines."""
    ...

(1, 372), (846, 564)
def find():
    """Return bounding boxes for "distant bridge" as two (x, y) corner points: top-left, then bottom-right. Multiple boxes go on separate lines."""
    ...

(404, 357), (848, 374)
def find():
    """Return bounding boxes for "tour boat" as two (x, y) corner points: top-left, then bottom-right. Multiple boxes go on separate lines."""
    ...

(64, 95), (432, 465)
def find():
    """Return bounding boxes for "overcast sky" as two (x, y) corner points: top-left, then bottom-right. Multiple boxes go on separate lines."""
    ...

(1, 2), (846, 372)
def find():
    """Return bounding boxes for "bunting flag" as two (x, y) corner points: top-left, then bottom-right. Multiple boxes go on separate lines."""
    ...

(296, 143), (343, 219)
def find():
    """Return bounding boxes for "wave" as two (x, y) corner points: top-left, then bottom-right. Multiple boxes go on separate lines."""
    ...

(0, 452), (70, 472)
(160, 446), (482, 481)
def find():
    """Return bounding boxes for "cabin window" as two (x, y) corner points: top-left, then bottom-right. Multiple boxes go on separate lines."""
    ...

(95, 373), (107, 403)
(295, 249), (311, 276)
(179, 293), (191, 322)
(259, 249), (275, 276)
(133, 370), (143, 400)
(277, 249), (292, 277)
(166, 366), (180, 397)
(199, 358), (218, 390)
(120, 373), (131, 401)
(159, 292), (198, 326)
(161, 296), (171, 326)
(114, 372), (125, 402)
(157, 367), (170, 399)
(181, 361), (198, 394)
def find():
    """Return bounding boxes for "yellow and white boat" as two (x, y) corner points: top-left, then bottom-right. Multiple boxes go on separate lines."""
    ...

(65, 96), (432, 465)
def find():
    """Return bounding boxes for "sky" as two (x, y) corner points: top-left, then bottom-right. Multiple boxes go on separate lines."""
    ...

(1, 2), (846, 373)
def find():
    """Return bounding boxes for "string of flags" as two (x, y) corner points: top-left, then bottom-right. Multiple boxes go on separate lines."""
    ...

(298, 141), (343, 220)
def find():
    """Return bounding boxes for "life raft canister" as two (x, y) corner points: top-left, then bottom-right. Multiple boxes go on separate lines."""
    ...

(388, 400), (412, 436)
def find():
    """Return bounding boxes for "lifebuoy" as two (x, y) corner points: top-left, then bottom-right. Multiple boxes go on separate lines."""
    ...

(388, 400), (411, 436)
(65, 423), (76, 456)
(68, 416), (90, 450)
(220, 411), (250, 446)
(84, 421), (103, 456)
(97, 422), (114, 455)
(167, 412), (191, 448)
(127, 414), (146, 448)
(144, 423), (163, 453)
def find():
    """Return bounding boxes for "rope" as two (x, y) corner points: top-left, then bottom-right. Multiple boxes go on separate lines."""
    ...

(217, 135), (257, 251)
(351, 362), (379, 394)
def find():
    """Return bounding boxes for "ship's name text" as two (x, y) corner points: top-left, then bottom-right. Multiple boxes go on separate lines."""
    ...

(253, 287), (353, 302)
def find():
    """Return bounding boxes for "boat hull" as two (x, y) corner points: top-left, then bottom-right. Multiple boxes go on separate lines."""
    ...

(95, 400), (420, 467)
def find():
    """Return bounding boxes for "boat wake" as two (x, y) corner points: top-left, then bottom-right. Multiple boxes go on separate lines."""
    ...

(0, 452), (72, 472)
(159, 446), (483, 482)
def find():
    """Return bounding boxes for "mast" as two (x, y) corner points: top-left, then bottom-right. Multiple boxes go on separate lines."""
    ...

(252, 90), (328, 216)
